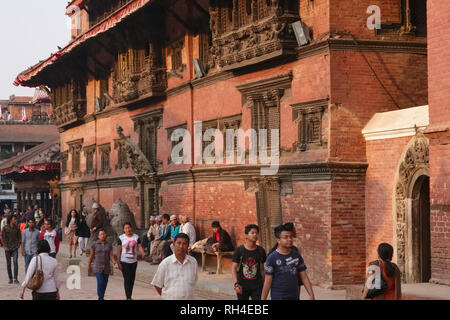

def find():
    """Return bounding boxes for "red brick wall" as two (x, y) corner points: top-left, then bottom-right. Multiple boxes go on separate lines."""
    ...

(282, 181), (332, 287)
(330, 50), (428, 162)
(365, 136), (411, 265)
(426, 0), (450, 284)
(330, 176), (366, 287)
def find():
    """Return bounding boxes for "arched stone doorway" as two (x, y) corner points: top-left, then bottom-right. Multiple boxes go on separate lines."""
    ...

(393, 132), (430, 283)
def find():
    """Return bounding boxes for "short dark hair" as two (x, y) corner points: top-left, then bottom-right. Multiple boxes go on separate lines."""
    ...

(245, 224), (259, 234)
(162, 214), (170, 221)
(45, 219), (54, 228)
(274, 224), (290, 239)
(284, 222), (294, 231)
(211, 221), (221, 228)
(28, 218), (36, 223)
(122, 222), (132, 230)
(37, 239), (51, 254)
(174, 233), (190, 243)
(97, 228), (106, 236)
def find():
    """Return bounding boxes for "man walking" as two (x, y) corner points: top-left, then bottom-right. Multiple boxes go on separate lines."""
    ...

(21, 218), (40, 273)
(2, 215), (22, 284)
(232, 224), (266, 300)
(151, 233), (198, 300)
(90, 203), (104, 235)
(261, 224), (315, 300)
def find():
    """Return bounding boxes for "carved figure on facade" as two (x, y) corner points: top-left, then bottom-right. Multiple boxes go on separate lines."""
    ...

(84, 199), (118, 250)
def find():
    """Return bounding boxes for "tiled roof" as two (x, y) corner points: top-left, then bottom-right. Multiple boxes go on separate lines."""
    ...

(0, 124), (59, 143)
(0, 139), (60, 174)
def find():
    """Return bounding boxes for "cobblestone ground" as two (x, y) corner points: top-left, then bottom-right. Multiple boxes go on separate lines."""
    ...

(0, 247), (227, 300)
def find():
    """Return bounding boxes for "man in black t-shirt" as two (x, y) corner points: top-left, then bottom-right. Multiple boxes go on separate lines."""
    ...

(232, 224), (267, 300)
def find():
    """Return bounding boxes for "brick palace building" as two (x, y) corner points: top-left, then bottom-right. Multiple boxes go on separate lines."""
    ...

(14, 0), (448, 288)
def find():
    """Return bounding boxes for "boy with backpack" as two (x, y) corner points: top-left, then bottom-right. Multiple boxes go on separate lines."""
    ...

(232, 224), (266, 300)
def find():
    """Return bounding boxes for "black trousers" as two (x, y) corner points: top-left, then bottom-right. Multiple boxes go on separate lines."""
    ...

(32, 291), (57, 300)
(237, 286), (263, 300)
(5, 249), (18, 280)
(120, 262), (137, 299)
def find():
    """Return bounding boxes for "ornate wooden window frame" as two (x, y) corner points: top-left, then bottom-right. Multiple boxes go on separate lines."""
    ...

(167, 38), (186, 76)
(114, 137), (130, 171)
(291, 98), (328, 152)
(83, 144), (96, 176)
(61, 151), (69, 177)
(98, 143), (112, 176)
(67, 138), (84, 178)
(167, 123), (188, 165)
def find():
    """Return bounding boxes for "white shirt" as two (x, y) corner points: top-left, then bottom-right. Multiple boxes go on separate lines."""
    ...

(44, 230), (57, 253)
(0, 218), (7, 231)
(180, 222), (196, 246)
(118, 233), (140, 264)
(22, 253), (60, 293)
(151, 254), (198, 300)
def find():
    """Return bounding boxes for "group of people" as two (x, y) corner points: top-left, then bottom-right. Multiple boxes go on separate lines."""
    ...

(1, 201), (402, 300)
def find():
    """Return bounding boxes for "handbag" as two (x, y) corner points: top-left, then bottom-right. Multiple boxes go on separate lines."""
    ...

(365, 260), (388, 299)
(27, 255), (44, 291)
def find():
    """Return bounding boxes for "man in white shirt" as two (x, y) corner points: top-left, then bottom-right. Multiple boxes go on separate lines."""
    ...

(179, 215), (196, 249)
(151, 233), (198, 300)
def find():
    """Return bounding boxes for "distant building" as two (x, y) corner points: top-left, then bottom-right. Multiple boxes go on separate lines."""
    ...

(0, 89), (58, 211)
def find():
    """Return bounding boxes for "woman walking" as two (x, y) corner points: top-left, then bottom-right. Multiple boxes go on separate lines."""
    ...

(76, 208), (91, 256)
(65, 209), (79, 258)
(20, 240), (60, 300)
(117, 222), (146, 300)
(362, 243), (402, 300)
(88, 229), (118, 300)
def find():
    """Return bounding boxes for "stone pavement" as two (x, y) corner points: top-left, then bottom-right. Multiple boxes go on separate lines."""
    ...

(57, 241), (347, 300)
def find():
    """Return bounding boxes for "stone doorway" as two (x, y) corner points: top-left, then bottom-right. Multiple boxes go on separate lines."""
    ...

(409, 175), (431, 283)
(393, 132), (430, 283)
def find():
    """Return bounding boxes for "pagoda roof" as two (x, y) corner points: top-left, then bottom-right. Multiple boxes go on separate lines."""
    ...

(14, 0), (152, 87)
(0, 139), (60, 175)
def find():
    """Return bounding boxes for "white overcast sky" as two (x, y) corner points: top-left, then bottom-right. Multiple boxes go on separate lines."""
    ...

(0, 0), (70, 99)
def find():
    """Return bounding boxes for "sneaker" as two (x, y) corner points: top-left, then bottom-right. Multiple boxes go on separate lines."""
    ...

(13, 279), (19, 284)
(8, 279), (12, 284)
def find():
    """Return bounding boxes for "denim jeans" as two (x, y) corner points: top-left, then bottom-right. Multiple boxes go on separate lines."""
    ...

(95, 273), (109, 300)
(24, 253), (35, 274)
(5, 249), (18, 280)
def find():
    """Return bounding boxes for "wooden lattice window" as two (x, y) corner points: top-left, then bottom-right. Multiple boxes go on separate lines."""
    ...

(291, 99), (327, 152)
(83, 145), (96, 176)
(98, 143), (111, 176)
(114, 138), (129, 170)
(199, 33), (211, 70)
(133, 109), (162, 168)
(61, 151), (69, 176)
(68, 139), (83, 178)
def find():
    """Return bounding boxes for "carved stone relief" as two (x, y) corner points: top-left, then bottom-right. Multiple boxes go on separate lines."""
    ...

(393, 132), (429, 282)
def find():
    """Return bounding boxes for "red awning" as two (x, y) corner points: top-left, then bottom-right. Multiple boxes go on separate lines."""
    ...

(14, 0), (152, 87)
(0, 163), (60, 176)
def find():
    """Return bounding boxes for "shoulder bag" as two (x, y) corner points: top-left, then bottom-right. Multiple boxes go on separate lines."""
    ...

(27, 255), (44, 291)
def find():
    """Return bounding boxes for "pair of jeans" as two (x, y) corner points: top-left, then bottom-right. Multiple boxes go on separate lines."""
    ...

(24, 253), (35, 274)
(78, 237), (89, 254)
(95, 273), (109, 300)
(32, 291), (57, 300)
(237, 286), (263, 300)
(120, 262), (137, 299)
(5, 249), (18, 281)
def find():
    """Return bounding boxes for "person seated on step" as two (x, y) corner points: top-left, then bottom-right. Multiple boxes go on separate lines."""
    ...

(204, 221), (234, 253)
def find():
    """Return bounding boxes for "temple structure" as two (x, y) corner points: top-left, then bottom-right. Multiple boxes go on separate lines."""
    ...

(13, 0), (441, 288)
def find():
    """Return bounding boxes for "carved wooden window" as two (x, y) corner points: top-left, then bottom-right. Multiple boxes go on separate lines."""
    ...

(83, 145), (96, 176)
(168, 39), (184, 73)
(378, 0), (427, 37)
(167, 123), (187, 165)
(99, 143), (111, 176)
(61, 151), (69, 176)
(199, 33), (211, 70)
(68, 139), (83, 178)
(291, 99), (327, 152)
(114, 138), (129, 170)
(98, 78), (109, 110)
(133, 109), (163, 168)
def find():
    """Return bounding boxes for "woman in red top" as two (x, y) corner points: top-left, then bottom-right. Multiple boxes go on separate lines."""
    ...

(362, 243), (402, 300)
